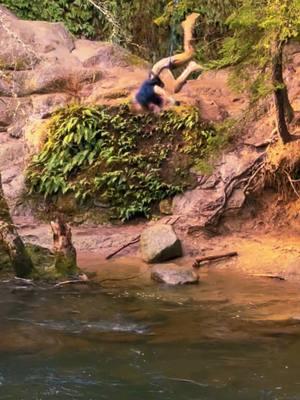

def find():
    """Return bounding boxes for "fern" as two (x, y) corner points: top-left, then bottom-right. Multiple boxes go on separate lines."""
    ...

(26, 104), (221, 221)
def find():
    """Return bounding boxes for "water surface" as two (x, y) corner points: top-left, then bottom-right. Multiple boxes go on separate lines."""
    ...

(1, 270), (300, 399)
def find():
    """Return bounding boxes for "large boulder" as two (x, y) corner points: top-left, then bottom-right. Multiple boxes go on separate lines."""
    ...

(0, 6), (150, 216)
(140, 224), (183, 263)
(151, 263), (199, 285)
(172, 146), (266, 230)
(0, 7), (75, 69)
(30, 93), (73, 119)
(0, 7), (38, 70)
(8, 66), (102, 97)
(73, 40), (146, 69)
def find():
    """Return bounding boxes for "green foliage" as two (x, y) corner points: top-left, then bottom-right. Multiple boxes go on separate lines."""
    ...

(26, 104), (219, 221)
(193, 118), (233, 174)
(109, 0), (167, 61)
(2, 0), (238, 61)
(1, 0), (166, 59)
(0, 243), (11, 272)
(155, 0), (239, 62)
(156, 0), (237, 29)
(214, 0), (300, 99)
(1, 0), (99, 38)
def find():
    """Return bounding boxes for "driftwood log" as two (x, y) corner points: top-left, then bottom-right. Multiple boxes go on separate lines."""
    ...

(50, 216), (78, 276)
(251, 273), (285, 281)
(0, 174), (33, 277)
(193, 251), (238, 268)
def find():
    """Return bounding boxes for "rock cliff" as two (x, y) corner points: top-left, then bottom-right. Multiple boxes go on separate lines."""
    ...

(1, 6), (300, 233)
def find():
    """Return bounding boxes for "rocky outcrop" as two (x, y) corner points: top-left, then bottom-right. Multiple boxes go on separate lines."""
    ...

(151, 263), (199, 285)
(2, 5), (299, 230)
(172, 145), (267, 232)
(140, 224), (183, 263)
(169, 42), (300, 233)
(0, 6), (147, 211)
(0, 5), (252, 223)
(176, 69), (248, 122)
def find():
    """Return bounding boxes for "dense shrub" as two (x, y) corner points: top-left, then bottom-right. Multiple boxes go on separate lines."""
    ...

(1, 0), (237, 61)
(1, 0), (99, 38)
(26, 104), (221, 221)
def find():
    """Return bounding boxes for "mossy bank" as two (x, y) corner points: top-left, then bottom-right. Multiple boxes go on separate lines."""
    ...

(26, 104), (227, 222)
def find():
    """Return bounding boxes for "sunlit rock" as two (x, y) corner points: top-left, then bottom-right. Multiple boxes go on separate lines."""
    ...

(140, 224), (183, 263)
(151, 263), (199, 285)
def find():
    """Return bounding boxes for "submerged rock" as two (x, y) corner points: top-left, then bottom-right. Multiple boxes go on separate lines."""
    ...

(151, 264), (199, 285)
(140, 224), (183, 263)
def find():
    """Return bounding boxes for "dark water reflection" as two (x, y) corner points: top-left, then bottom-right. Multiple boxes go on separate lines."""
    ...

(1, 270), (300, 399)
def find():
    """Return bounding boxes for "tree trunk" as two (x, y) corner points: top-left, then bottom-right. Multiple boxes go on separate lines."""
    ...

(0, 174), (33, 277)
(50, 216), (78, 276)
(283, 86), (294, 123)
(272, 41), (293, 144)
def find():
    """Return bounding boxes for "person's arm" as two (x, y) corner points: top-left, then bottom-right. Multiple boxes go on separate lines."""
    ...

(154, 85), (179, 106)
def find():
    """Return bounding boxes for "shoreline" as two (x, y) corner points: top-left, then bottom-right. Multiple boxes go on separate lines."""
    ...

(15, 216), (300, 285)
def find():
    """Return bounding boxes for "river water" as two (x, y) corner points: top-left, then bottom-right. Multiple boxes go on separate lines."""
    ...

(1, 269), (300, 400)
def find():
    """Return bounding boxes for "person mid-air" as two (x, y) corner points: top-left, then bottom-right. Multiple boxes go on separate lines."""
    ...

(135, 13), (203, 112)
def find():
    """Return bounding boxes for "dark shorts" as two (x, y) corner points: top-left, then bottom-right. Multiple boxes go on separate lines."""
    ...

(135, 79), (163, 108)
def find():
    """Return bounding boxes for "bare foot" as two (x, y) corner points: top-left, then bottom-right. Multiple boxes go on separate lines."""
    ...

(181, 12), (200, 30)
(188, 61), (204, 73)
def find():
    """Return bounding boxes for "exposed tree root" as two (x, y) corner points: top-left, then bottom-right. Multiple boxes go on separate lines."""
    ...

(208, 155), (266, 226)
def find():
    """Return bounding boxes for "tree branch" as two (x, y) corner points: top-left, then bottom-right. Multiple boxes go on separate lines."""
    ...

(193, 251), (238, 268)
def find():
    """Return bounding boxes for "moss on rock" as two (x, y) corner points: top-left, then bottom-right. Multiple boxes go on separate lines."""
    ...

(0, 243), (12, 272)
(0, 242), (55, 279)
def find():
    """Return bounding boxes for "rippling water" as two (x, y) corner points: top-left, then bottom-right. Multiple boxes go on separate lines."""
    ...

(1, 269), (300, 399)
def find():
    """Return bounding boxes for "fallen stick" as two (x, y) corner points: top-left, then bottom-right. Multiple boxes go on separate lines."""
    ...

(54, 280), (88, 288)
(193, 251), (238, 268)
(106, 235), (140, 260)
(251, 273), (285, 281)
(14, 277), (35, 285)
(53, 273), (89, 288)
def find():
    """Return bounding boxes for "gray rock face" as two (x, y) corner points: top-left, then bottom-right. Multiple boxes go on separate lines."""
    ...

(172, 148), (265, 230)
(0, 7), (147, 214)
(151, 264), (199, 285)
(140, 224), (183, 263)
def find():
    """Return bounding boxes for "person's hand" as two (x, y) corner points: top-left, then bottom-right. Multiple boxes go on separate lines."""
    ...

(169, 97), (180, 106)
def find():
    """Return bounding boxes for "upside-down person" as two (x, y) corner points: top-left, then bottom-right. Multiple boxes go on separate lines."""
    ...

(134, 13), (203, 112)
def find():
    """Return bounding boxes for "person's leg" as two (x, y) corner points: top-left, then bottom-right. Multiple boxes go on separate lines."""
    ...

(148, 103), (162, 113)
(151, 13), (200, 77)
(173, 60), (203, 93)
(153, 85), (176, 106)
